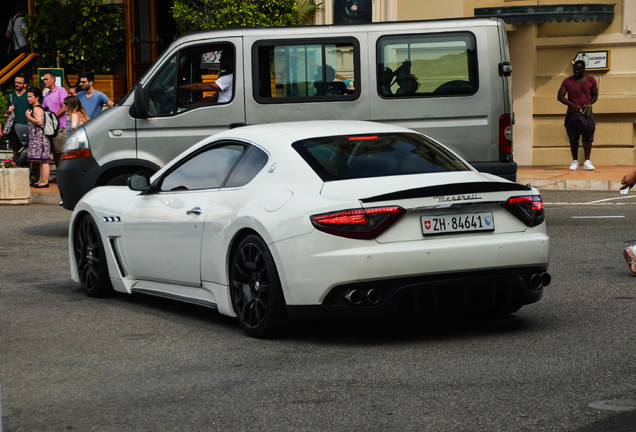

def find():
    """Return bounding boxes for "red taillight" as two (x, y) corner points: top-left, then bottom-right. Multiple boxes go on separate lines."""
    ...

(503, 195), (545, 227)
(62, 149), (92, 160)
(499, 114), (512, 160)
(311, 206), (406, 239)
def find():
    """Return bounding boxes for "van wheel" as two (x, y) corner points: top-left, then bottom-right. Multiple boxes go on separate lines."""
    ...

(104, 170), (153, 187)
(104, 174), (130, 186)
(229, 235), (287, 338)
(73, 214), (113, 297)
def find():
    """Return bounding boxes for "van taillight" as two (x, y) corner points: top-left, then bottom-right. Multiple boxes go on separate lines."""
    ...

(310, 206), (406, 239)
(503, 195), (545, 227)
(499, 114), (512, 161)
(62, 149), (92, 160)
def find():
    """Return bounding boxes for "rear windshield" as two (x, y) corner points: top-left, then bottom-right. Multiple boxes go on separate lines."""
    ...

(292, 132), (470, 181)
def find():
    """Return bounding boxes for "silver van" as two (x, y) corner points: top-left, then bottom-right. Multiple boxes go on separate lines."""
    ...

(59, 17), (514, 210)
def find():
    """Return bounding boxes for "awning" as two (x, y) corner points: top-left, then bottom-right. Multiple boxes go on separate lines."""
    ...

(474, 4), (615, 25)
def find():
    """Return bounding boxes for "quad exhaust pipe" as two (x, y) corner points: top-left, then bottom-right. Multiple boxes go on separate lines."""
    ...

(529, 272), (551, 290)
(342, 288), (381, 306)
(343, 289), (363, 305)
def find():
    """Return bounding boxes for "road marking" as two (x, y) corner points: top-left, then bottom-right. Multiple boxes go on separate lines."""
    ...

(571, 216), (625, 219)
(544, 195), (636, 206)
(546, 202), (636, 206)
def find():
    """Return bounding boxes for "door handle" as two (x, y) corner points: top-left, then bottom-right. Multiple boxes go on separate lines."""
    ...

(186, 207), (202, 215)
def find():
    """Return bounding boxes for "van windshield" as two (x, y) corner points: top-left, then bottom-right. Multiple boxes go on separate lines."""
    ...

(293, 132), (470, 181)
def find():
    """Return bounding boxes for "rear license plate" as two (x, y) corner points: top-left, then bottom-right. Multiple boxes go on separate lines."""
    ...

(421, 212), (494, 235)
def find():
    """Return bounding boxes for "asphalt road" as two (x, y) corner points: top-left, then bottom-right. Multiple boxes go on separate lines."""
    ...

(1, 191), (634, 431)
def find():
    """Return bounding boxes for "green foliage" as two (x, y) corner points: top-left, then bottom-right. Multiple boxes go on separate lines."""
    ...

(26, 0), (125, 75)
(295, 0), (322, 25)
(0, 91), (8, 128)
(171, 0), (305, 34)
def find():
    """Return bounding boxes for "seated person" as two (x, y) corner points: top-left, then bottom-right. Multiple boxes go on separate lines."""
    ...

(380, 67), (393, 96)
(396, 73), (420, 95)
(314, 65), (343, 96)
(179, 51), (234, 104)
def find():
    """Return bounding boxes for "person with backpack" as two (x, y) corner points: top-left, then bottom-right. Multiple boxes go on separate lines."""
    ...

(42, 72), (68, 174)
(5, 3), (29, 58)
(25, 87), (51, 188)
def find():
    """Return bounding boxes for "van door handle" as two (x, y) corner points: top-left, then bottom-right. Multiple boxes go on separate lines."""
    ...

(186, 207), (202, 215)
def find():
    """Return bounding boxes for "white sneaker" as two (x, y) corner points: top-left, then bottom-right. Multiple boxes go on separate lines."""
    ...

(583, 160), (595, 171)
(569, 160), (579, 170)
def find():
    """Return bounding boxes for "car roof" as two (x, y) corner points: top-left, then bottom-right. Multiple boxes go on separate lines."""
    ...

(155, 121), (425, 183)
(211, 120), (418, 144)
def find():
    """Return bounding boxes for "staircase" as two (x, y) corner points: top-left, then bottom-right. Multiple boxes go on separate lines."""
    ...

(0, 52), (39, 85)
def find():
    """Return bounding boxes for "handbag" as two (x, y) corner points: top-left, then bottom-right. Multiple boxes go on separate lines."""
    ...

(14, 122), (29, 143)
(3, 94), (16, 135)
(2, 111), (15, 135)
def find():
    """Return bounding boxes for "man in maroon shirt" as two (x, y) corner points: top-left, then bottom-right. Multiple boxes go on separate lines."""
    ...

(557, 60), (598, 170)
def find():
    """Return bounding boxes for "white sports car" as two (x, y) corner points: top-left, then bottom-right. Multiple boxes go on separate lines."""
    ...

(69, 120), (550, 337)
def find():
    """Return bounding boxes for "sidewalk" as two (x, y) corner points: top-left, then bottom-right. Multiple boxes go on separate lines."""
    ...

(24, 165), (632, 205)
(516, 165), (631, 192)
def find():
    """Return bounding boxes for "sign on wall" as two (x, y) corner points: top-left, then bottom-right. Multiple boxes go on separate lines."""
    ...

(37, 68), (65, 89)
(574, 51), (610, 71)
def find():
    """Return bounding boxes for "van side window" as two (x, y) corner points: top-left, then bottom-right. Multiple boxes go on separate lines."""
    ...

(147, 43), (235, 116)
(254, 40), (358, 102)
(377, 33), (477, 98)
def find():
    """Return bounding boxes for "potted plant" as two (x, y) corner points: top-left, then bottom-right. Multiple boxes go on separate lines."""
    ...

(0, 158), (30, 205)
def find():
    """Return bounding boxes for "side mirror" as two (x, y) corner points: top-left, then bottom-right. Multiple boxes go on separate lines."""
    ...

(128, 172), (151, 192)
(132, 84), (149, 119)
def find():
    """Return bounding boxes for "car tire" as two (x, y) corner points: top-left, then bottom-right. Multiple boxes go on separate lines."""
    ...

(73, 214), (114, 297)
(230, 235), (288, 338)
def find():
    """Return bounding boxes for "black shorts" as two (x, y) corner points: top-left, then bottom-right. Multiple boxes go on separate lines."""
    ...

(565, 111), (594, 144)
(6, 128), (23, 151)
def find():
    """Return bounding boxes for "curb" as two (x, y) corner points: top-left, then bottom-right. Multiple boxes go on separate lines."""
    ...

(517, 177), (624, 191)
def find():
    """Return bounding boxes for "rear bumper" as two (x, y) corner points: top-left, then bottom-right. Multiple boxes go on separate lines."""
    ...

(287, 267), (547, 320)
(58, 156), (103, 210)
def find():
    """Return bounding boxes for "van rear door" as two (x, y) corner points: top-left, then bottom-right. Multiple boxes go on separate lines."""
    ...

(135, 38), (245, 167)
(369, 23), (513, 178)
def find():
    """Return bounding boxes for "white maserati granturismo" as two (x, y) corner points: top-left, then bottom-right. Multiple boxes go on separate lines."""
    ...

(69, 120), (550, 337)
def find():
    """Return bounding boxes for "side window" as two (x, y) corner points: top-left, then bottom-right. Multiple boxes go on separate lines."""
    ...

(225, 146), (269, 188)
(177, 44), (235, 110)
(377, 33), (477, 98)
(147, 43), (235, 116)
(254, 39), (358, 102)
(159, 143), (246, 191)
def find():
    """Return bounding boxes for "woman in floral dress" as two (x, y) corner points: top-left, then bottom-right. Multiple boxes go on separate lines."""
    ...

(25, 87), (51, 188)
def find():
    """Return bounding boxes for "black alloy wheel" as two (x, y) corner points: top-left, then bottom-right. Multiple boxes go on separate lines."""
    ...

(230, 235), (287, 338)
(74, 214), (113, 297)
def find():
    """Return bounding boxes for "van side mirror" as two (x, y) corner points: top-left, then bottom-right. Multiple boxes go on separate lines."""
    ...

(132, 84), (149, 119)
(128, 172), (151, 192)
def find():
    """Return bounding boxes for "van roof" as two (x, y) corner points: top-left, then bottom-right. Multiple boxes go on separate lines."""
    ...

(172, 16), (503, 45)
